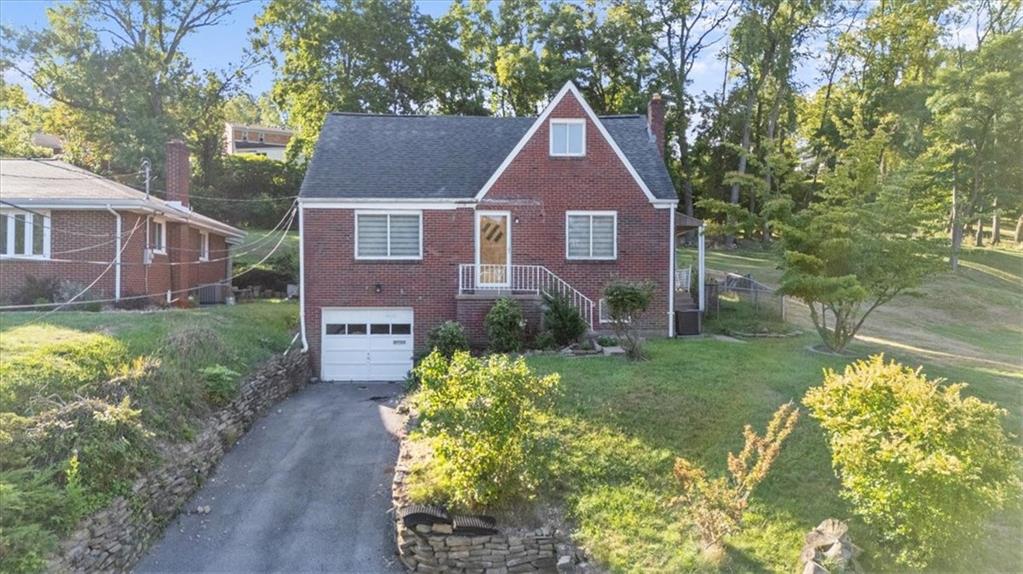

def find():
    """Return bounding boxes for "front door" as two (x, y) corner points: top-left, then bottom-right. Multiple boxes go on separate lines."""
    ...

(476, 211), (511, 287)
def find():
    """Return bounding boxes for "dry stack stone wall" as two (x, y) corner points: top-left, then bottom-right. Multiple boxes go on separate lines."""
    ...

(47, 349), (310, 573)
(395, 519), (564, 574)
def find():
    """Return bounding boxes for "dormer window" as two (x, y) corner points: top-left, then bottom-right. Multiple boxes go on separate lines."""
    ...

(549, 119), (585, 157)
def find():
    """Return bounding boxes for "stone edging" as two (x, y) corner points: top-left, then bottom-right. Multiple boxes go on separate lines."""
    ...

(47, 349), (311, 573)
(392, 409), (592, 574)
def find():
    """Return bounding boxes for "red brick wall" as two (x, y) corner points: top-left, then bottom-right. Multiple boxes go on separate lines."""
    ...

(301, 91), (674, 372)
(0, 210), (117, 302)
(1, 210), (232, 305)
(480, 94), (672, 335)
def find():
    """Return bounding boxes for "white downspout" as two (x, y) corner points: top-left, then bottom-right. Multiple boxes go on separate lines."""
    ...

(668, 208), (676, 337)
(298, 203), (309, 352)
(106, 206), (122, 300)
(698, 225), (706, 312)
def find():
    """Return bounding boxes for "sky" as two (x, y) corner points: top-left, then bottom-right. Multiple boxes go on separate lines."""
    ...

(0, 0), (754, 106)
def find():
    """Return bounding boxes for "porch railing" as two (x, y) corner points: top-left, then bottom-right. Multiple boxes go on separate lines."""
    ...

(458, 263), (595, 329)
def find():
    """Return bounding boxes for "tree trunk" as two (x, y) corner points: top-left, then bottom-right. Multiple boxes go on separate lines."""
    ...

(950, 167), (961, 271)
(727, 86), (755, 248)
(1015, 213), (1023, 244)
(975, 217), (984, 247)
(990, 200), (1000, 245)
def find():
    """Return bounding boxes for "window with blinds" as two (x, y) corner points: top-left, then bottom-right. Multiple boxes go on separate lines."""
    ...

(550, 119), (585, 156)
(356, 212), (422, 259)
(566, 212), (617, 260)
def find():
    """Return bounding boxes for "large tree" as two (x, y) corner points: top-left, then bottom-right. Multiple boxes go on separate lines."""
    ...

(2, 0), (255, 178)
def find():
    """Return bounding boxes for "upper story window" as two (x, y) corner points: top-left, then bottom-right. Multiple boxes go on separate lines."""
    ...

(198, 230), (210, 262)
(148, 217), (167, 254)
(566, 211), (617, 260)
(550, 119), (585, 157)
(355, 211), (422, 260)
(0, 209), (50, 259)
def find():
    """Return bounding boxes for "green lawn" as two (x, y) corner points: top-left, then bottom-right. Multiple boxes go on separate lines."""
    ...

(0, 301), (298, 572)
(233, 229), (299, 269)
(524, 245), (1022, 573)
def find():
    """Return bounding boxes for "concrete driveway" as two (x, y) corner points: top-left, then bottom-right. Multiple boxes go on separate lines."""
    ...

(136, 382), (405, 574)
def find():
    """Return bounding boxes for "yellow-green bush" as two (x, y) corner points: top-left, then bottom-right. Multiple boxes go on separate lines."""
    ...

(410, 350), (560, 509)
(804, 355), (1021, 568)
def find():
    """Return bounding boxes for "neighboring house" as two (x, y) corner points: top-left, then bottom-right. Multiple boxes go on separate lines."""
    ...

(298, 81), (706, 382)
(223, 123), (293, 161)
(0, 140), (244, 305)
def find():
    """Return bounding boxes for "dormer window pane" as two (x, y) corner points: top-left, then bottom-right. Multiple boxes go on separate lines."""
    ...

(550, 120), (585, 156)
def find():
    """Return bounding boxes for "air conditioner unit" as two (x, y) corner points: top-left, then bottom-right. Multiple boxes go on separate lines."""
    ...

(143, 249), (154, 265)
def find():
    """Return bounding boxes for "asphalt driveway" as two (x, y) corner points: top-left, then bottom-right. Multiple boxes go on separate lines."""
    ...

(136, 382), (405, 574)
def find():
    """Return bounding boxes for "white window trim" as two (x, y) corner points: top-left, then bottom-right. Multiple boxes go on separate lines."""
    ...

(565, 210), (617, 260)
(0, 209), (51, 260)
(598, 298), (630, 324)
(354, 210), (423, 260)
(549, 118), (586, 157)
(198, 230), (210, 262)
(148, 216), (167, 255)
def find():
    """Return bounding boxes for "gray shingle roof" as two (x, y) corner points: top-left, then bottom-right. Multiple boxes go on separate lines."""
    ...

(299, 113), (677, 201)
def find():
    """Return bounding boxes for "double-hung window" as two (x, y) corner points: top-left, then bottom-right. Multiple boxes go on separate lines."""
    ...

(566, 211), (617, 260)
(148, 217), (167, 254)
(355, 212), (422, 260)
(0, 209), (51, 259)
(549, 119), (585, 157)
(198, 230), (210, 262)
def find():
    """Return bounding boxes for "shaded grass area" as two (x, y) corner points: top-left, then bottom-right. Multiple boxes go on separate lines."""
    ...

(528, 335), (1021, 573)
(0, 301), (298, 572)
(233, 229), (299, 269)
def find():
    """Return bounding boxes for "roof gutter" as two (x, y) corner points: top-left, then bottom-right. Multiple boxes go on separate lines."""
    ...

(105, 205), (122, 300)
(4, 198), (244, 238)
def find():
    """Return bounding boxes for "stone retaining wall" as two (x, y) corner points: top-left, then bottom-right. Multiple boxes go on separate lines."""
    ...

(47, 349), (310, 573)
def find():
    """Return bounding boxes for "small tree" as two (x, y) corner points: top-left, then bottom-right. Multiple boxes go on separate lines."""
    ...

(778, 119), (939, 352)
(673, 402), (799, 554)
(804, 355), (1021, 568)
(603, 280), (654, 359)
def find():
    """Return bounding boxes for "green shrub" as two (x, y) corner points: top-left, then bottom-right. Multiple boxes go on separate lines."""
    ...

(803, 355), (1022, 568)
(410, 350), (560, 509)
(426, 321), (470, 358)
(0, 469), (64, 574)
(596, 335), (618, 347)
(542, 292), (587, 346)
(200, 365), (241, 407)
(484, 297), (525, 353)
(11, 276), (61, 305)
(603, 280), (655, 359)
(532, 330), (557, 350)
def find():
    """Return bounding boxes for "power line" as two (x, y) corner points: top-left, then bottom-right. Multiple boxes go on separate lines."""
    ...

(0, 206), (299, 312)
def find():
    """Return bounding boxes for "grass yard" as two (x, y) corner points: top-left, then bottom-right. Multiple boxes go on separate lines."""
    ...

(525, 245), (1022, 573)
(0, 301), (298, 572)
(233, 229), (299, 269)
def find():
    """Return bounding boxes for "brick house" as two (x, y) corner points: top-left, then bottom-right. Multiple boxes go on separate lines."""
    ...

(0, 141), (244, 305)
(298, 82), (706, 381)
(223, 123), (293, 161)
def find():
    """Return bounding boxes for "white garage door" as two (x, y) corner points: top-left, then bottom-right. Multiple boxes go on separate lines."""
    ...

(321, 308), (413, 382)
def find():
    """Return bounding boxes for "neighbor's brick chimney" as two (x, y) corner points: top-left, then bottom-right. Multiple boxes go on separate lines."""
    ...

(647, 94), (666, 157)
(165, 139), (190, 208)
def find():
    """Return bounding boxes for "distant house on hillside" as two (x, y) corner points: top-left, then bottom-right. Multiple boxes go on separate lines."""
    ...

(0, 140), (244, 306)
(223, 123), (293, 161)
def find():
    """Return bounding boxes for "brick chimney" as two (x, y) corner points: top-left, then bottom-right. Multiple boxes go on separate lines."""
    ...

(165, 139), (190, 208)
(647, 94), (666, 157)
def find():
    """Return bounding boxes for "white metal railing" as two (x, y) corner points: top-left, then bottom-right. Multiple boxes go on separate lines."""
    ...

(675, 265), (692, 292)
(458, 263), (595, 328)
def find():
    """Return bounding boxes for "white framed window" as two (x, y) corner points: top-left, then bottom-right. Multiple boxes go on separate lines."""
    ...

(598, 298), (629, 324)
(198, 230), (210, 261)
(566, 211), (617, 260)
(0, 209), (51, 259)
(549, 119), (585, 157)
(355, 211), (422, 260)
(148, 217), (167, 254)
